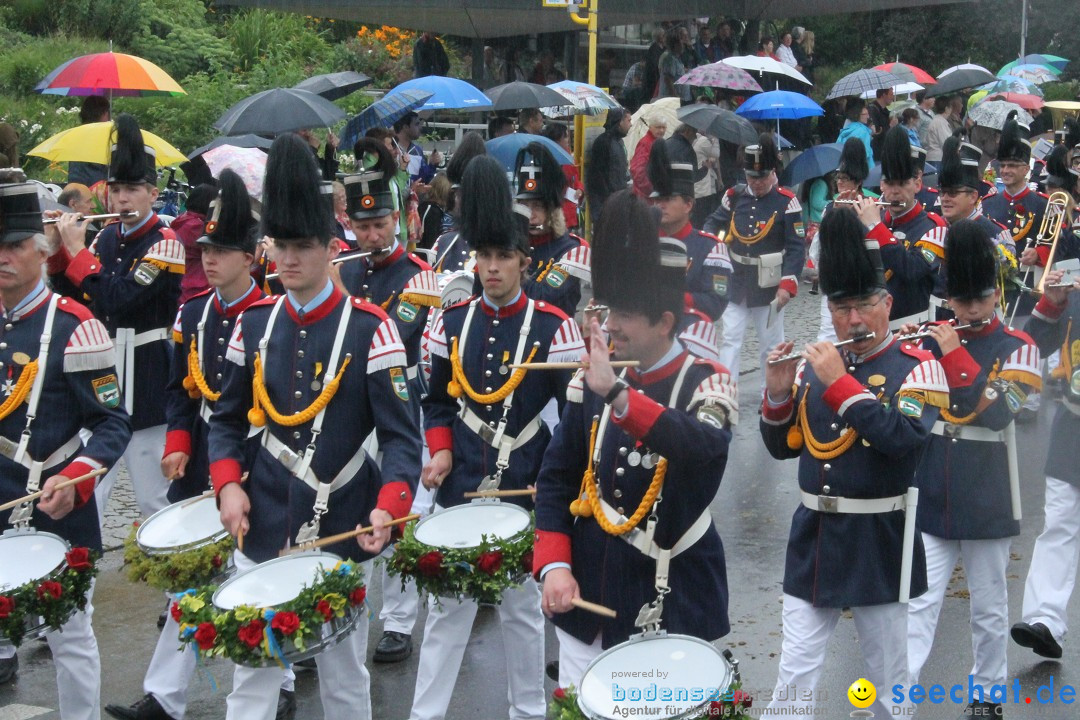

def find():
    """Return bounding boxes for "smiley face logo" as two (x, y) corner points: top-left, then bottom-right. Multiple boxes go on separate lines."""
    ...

(847, 678), (876, 709)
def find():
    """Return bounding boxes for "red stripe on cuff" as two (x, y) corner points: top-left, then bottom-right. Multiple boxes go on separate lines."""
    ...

(939, 347), (980, 388)
(47, 246), (72, 276)
(65, 248), (102, 287)
(60, 461), (99, 507)
(762, 395), (794, 423)
(425, 426), (453, 455)
(612, 389), (666, 439)
(822, 374), (867, 414)
(683, 292), (694, 312)
(211, 458), (243, 496)
(163, 430), (192, 458)
(867, 222), (897, 247)
(533, 529), (572, 580)
(1034, 296), (1067, 320)
(780, 277), (798, 297)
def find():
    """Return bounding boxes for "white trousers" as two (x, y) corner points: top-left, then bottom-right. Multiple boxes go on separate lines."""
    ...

(762, 593), (912, 719)
(718, 301), (784, 382)
(816, 296), (838, 343)
(554, 626), (602, 690)
(143, 609), (197, 719)
(0, 580), (100, 720)
(409, 580), (546, 720)
(1021, 476), (1080, 642)
(95, 424), (169, 524)
(379, 483), (435, 634)
(225, 552), (371, 720)
(907, 533), (1011, 693)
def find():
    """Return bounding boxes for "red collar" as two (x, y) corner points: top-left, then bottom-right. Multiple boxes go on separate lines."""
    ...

(284, 285), (345, 326)
(118, 214), (160, 244)
(373, 244), (405, 269)
(670, 222), (694, 240)
(530, 231), (555, 247)
(959, 315), (999, 337)
(887, 202), (923, 225)
(4, 284), (52, 322)
(213, 284), (265, 318)
(627, 349), (689, 386)
(479, 291), (528, 317)
(1003, 187), (1030, 202)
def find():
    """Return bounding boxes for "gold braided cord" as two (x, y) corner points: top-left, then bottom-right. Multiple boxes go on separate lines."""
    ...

(183, 337), (220, 401)
(447, 336), (537, 404)
(380, 292), (396, 311)
(796, 388), (859, 459)
(0, 361), (38, 423)
(727, 211), (777, 245)
(534, 258), (555, 283)
(247, 352), (351, 427)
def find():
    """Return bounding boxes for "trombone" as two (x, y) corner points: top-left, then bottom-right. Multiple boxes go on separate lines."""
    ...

(1005, 191), (1070, 326)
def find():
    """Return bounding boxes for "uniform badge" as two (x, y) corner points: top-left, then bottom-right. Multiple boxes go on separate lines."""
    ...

(133, 262), (160, 286)
(794, 222), (805, 239)
(893, 231), (907, 241)
(897, 394), (924, 418)
(696, 405), (728, 429)
(1071, 340), (1080, 368)
(396, 300), (419, 323)
(389, 367), (410, 402)
(1071, 368), (1080, 398)
(920, 248), (937, 265)
(712, 274), (729, 296)
(1003, 381), (1026, 413)
(867, 374), (886, 387)
(92, 374), (121, 408)
(545, 267), (567, 288)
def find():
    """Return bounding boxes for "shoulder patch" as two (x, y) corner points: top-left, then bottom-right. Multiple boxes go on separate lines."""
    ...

(688, 370), (739, 426)
(350, 296), (392, 322)
(54, 296), (95, 323)
(249, 295), (280, 309)
(998, 334), (1042, 387)
(91, 374), (121, 408)
(407, 253), (434, 272)
(368, 316), (408, 373)
(401, 269), (442, 309)
(784, 194), (802, 214)
(776, 186), (796, 199)
(566, 368), (585, 404)
(426, 312), (448, 359)
(64, 317), (116, 373)
(900, 355), (950, 408)
(549, 317), (586, 363)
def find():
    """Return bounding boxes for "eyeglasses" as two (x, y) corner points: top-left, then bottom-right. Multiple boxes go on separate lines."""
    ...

(940, 188), (976, 198)
(829, 296), (884, 317)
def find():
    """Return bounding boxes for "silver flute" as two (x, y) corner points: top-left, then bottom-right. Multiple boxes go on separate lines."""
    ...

(43, 211), (139, 224)
(265, 249), (377, 280)
(896, 319), (988, 342)
(767, 332), (876, 365)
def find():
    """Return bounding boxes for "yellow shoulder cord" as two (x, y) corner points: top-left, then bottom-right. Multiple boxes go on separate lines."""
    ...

(0, 361), (39, 423)
(570, 415), (668, 535)
(380, 291), (397, 311)
(183, 337), (220, 401)
(447, 335), (537, 403)
(939, 359), (1001, 425)
(534, 258), (555, 283)
(787, 384), (859, 459)
(248, 352), (352, 427)
(728, 211), (777, 245)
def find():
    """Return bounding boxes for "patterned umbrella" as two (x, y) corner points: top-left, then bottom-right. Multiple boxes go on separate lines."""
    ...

(968, 100), (1034, 131)
(826, 68), (898, 100)
(35, 51), (185, 97)
(676, 61), (763, 93)
(980, 78), (1044, 97)
(188, 134), (272, 160)
(984, 92), (1044, 110)
(202, 145), (267, 199)
(724, 55), (811, 86)
(874, 62), (936, 85)
(1000, 64), (1059, 85)
(735, 90), (823, 120)
(1000, 54), (1069, 74)
(341, 89), (433, 149)
(544, 80), (620, 116)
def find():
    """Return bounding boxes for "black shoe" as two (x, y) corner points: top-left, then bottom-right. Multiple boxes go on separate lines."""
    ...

(276, 689), (296, 720)
(156, 609), (167, 630)
(0, 654), (17, 685)
(105, 693), (175, 720)
(292, 657), (317, 671)
(372, 630), (412, 663)
(958, 701), (1002, 718)
(1011, 621), (1063, 659)
(545, 660), (560, 682)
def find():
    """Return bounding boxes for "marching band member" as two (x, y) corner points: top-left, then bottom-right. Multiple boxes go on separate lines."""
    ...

(209, 134), (421, 720)
(759, 208), (948, 718)
(704, 133), (805, 384)
(647, 139), (732, 361)
(534, 190), (737, 688)
(47, 113), (183, 523)
(430, 132), (487, 275)
(914, 143), (941, 213)
(409, 155), (584, 720)
(906, 222), (1040, 719)
(0, 174), (132, 716)
(514, 142), (591, 319)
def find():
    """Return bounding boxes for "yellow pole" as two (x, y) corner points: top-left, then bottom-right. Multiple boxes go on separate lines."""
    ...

(568, 0), (598, 238)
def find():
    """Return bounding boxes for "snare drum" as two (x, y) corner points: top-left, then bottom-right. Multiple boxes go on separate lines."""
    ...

(128, 494), (234, 592)
(413, 501), (532, 550)
(0, 529), (74, 645)
(577, 632), (737, 720)
(438, 270), (475, 309)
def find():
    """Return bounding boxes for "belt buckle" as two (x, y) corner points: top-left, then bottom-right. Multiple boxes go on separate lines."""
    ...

(817, 495), (839, 513)
(278, 446), (299, 470)
(943, 423), (962, 440)
(477, 421), (496, 445)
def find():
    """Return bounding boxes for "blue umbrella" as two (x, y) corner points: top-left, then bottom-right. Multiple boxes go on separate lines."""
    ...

(485, 133), (574, 173)
(736, 91), (823, 120)
(387, 76), (492, 111)
(780, 143), (842, 186)
(341, 89), (433, 150)
(864, 161), (938, 188)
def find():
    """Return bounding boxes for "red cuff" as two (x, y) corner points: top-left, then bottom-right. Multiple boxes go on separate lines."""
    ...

(163, 430), (192, 458)
(867, 222), (898, 247)
(211, 458), (243, 496)
(939, 347), (980, 388)
(376, 481), (413, 521)
(47, 246), (72, 276)
(822, 374), (868, 414)
(1036, 245), (1051, 267)
(1034, 296), (1067, 320)
(779, 277), (798, 297)
(59, 461), (100, 507)
(762, 394), (794, 423)
(65, 248), (101, 287)
(612, 389), (666, 439)
(683, 292), (694, 312)
(533, 529), (572, 580)
(425, 426), (453, 455)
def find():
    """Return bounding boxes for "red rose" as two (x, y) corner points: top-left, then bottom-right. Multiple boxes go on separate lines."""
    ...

(315, 599), (334, 622)
(211, 554), (223, 568)
(733, 690), (752, 708)
(416, 551), (444, 577)
(170, 602), (182, 622)
(476, 550), (503, 575)
(270, 611), (300, 636)
(708, 700), (724, 715)
(194, 622), (217, 650)
(553, 687), (567, 701)
(520, 550), (534, 573)
(1015, 204), (1027, 216)
(237, 619), (265, 648)
(65, 547), (92, 572)
(349, 587), (367, 606)
(0, 596), (13, 619)
(36, 581), (62, 600)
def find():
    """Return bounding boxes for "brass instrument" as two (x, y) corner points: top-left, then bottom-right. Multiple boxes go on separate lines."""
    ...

(42, 211), (139, 225)
(1033, 192), (1071, 295)
(832, 198), (903, 208)
(767, 332), (876, 365)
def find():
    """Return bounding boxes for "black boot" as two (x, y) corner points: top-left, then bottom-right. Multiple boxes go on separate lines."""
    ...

(276, 689), (296, 720)
(373, 630), (412, 663)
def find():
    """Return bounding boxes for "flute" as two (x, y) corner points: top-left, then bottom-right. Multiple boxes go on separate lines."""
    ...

(896, 320), (988, 342)
(265, 249), (375, 280)
(832, 198), (903, 208)
(767, 332), (876, 365)
(42, 211), (139, 225)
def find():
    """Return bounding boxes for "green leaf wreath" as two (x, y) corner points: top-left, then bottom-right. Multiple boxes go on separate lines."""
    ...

(123, 522), (234, 592)
(0, 546), (97, 647)
(548, 682), (753, 719)
(173, 558), (366, 667)
(384, 514), (534, 606)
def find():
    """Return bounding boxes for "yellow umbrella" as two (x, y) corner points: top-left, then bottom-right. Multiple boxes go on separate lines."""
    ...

(28, 121), (187, 166)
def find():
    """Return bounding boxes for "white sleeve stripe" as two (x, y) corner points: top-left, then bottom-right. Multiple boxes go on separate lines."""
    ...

(785, 196), (803, 214)
(837, 391), (877, 416)
(1002, 343), (1041, 374)
(901, 358), (949, 394)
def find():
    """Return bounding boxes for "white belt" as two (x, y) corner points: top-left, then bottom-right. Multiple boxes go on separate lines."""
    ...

(1, 433), (81, 472)
(200, 403), (260, 438)
(930, 420), (1005, 443)
(596, 498), (712, 561)
(458, 406), (543, 451)
(889, 309), (932, 332)
(799, 489), (906, 514)
(260, 430), (365, 494)
(406, 365), (418, 381)
(928, 295), (948, 310)
(729, 250), (762, 266)
(113, 327), (170, 415)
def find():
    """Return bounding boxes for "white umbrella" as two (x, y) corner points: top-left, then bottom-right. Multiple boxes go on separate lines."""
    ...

(723, 55), (811, 86)
(860, 81), (924, 99)
(967, 100), (1034, 131)
(624, 98), (680, 158)
(939, 63), (992, 77)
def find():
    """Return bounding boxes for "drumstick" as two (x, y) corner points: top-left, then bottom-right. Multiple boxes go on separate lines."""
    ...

(0, 468), (107, 513)
(507, 360), (641, 370)
(571, 597), (617, 618)
(237, 529), (244, 554)
(278, 514), (421, 556)
(463, 488), (537, 498)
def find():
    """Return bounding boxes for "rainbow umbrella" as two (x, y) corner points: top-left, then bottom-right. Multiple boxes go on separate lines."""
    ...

(35, 52), (185, 97)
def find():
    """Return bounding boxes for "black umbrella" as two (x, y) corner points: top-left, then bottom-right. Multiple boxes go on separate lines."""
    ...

(925, 68), (996, 97)
(293, 71), (373, 101)
(676, 104), (758, 146)
(780, 143), (842, 186)
(213, 88), (347, 135)
(485, 81), (571, 111)
(187, 134), (273, 160)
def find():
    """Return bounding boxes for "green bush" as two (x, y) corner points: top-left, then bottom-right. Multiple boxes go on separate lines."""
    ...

(0, 35), (111, 95)
(225, 10), (333, 72)
(129, 0), (234, 79)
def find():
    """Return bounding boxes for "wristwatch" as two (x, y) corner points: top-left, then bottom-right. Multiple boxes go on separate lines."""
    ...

(603, 378), (629, 405)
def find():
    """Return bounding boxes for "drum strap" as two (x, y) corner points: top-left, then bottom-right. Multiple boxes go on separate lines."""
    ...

(113, 327), (170, 416)
(195, 296), (214, 426)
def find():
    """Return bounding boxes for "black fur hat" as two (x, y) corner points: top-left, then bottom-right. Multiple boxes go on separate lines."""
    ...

(460, 155), (529, 254)
(261, 133), (334, 244)
(997, 112), (1031, 164)
(107, 113), (157, 186)
(647, 138), (695, 198)
(514, 141), (565, 206)
(945, 219), (997, 300)
(880, 125), (916, 182)
(938, 133), (981, 190)
(1042, 144), (1079, 188)
(198, 169), (257, 254)
(818, 207), (886, 301)
(1064, 117), (1080, 151)
(837, 137), (869, 185)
